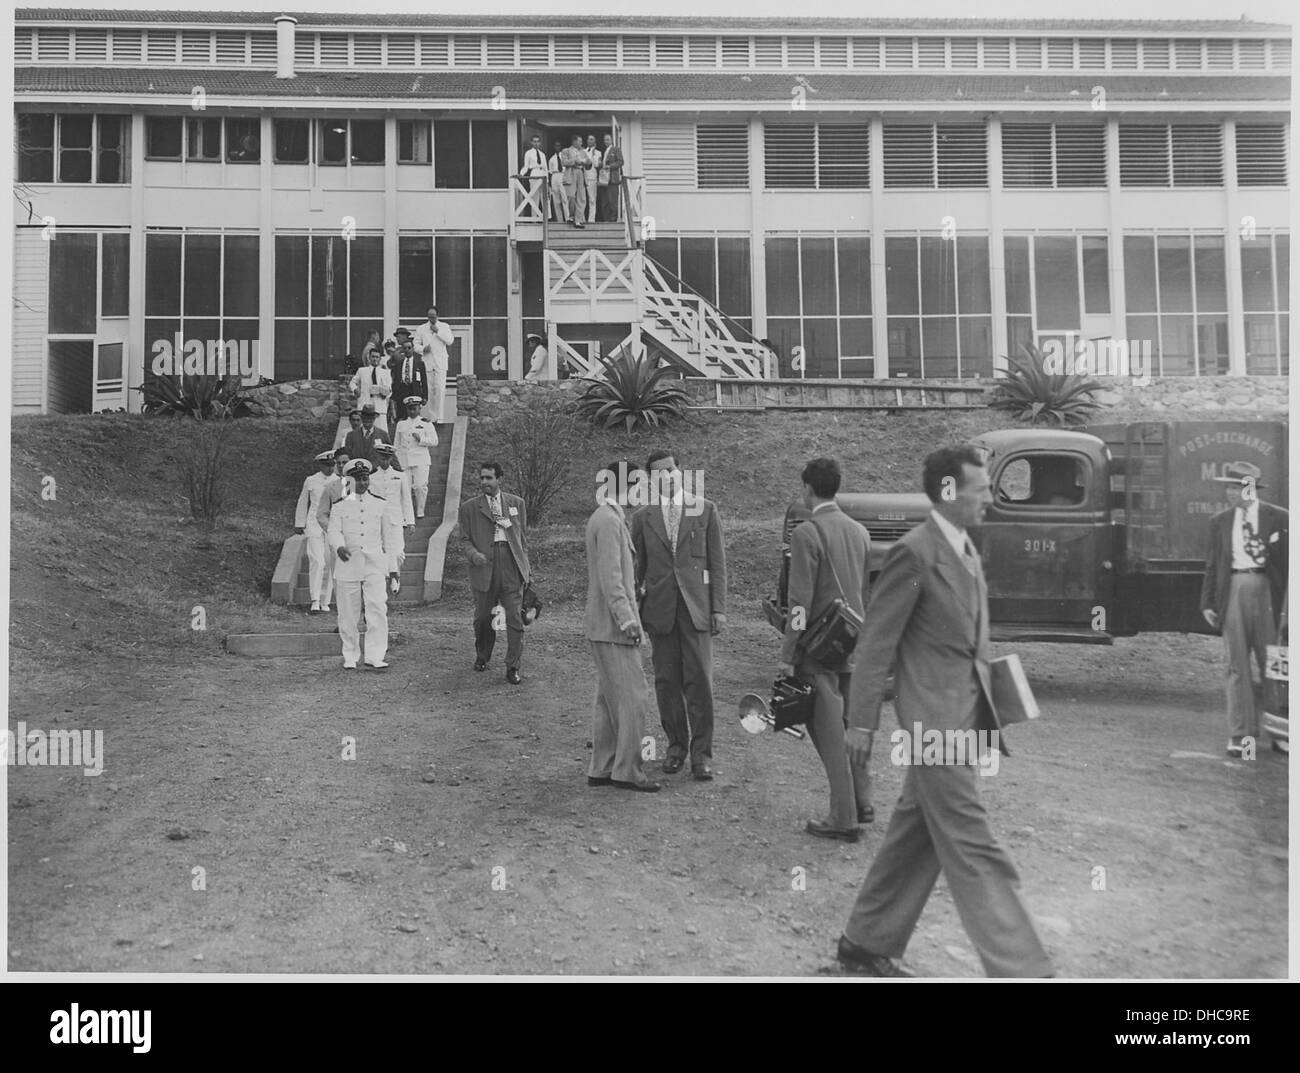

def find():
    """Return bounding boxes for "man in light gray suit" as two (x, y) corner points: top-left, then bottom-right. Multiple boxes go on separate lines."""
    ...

(631, 449), (727, 781)
(778, 457), (872, 841)
(837, 445), (1052, 978)
(585, 460), (659, 793)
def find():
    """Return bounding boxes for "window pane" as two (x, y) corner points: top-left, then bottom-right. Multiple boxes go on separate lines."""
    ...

(960, 317), (993, 376)
(183, 233), (222, 316)
(348, 235), (384, 316)
(802, 318), (839, 376)
(145, 232), (181, 315)
(350, 119), (384, 164)
(59, 148), (92, 183)
(147, 117), (182, 159)
(275, 234), (309, 317)
(226, 118), (260, 162)
(186, 117), (221, 161)
(1156, 235), (1193, 313)
(18, 114), (55, 182)
(1159, 314), (1195, 375)
(885, 237), (919, 315)
(840, 317), (872, 358)
(764, 318), (802, 375)
(97, 116), (124, 183)
(48, 233), (98, 333)
(472, 236), (508, 316)
(1007, 315), (1034, 360)
(473, 319), (509, 379)
(398, 235), (433, 319)
(680, 237), (718, 304)
(645, 237), (680, 278)
(61, 114), (93, 148)
(887, 316), (921, 375)
(800, 238), (837, 316)
(1276, 236), (1289, 310)
(183, 319), (221, 355)
(837, 236), (870, 316)
(1082, 236), (1110, 314)
(717, 237), (752, 319)
(956, 236), (990, 314)
(311, 236), (347, 316)
(398, 120), (431, 164)
(101, 232), (129, 317)
(144, 319), (180, 382)
(434, 121), (471, 188)
(320, 119), (348, 165)
(922, 316), (958, 376)
(471, 120), (508, 188)
(1240, 238), (1275, 311)
(1244, 314), (1278, 373)
(1033, 236), (1079, 329)
(1192, 236), (1227, 312)
(919, 237), (955, 316)
(435, 235), (472, 316)
(274, 320), (308, 381)
(1123, 235), (1158, 312)
(223, 235), (259, 317)
(60, 116), (93, 182)
(1196, 314), (1229, 375)
(765, 237), (801, 316)
(1004, 237), (1031, 315)
(273, 119), (309, 164)
(311, 320), (349, 379)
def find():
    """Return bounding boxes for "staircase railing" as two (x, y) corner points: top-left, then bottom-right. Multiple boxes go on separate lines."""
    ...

(554, 336), (602, 379)
(619, 175), (644, 248)
(640, 254), (769, 378)
(509, 174), (549, 241)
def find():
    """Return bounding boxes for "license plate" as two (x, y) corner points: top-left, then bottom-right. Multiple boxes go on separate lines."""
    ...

(1266, 645), (1289, 682)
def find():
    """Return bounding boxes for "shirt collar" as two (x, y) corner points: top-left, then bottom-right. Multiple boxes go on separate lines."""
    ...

(931, 510), (969, 558)
(810, 500), (836, 514)
(598, 496), (627, 523)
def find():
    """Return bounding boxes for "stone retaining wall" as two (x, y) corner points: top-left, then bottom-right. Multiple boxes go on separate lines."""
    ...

(242, 378), (349, 420)
(455, 373), (1288, 425)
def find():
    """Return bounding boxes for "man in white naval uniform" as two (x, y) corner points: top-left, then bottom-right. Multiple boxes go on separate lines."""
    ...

(370, 442), (415, 531)
(313, 447), (353, 612)
(412, 307), (455, 423)
(328, 459), (404, 670)
(294, 449), (339, 613)
(392, 395), (440, 519)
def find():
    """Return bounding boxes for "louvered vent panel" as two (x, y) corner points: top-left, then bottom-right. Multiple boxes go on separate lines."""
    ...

(819, 36), (848, 67)
(917, 38), (945, 68)
(696, 123), (749, 188)
(884, 37), (913, 68)
(721, 36), (751, 67)
(420, 35), (449, 66)
(353, 35), (382, 67)
(688, 36), (718, 66)
(295, 32), (316, 65)
(1142, 39), (1170, 68)
(112, 28), (143, 62)
(622, 35), (651, 66)
(1014, 38), (1043, 68)
(654, 36), (685, 67)
(1002, 123), (1053, 187)
(387, 34), (416, 66)
(1120, 124), (1170, 185)
(250, 31), (276, 64)
(1206, 39), (1234, 68)
(883, 125), (934, 188)
(1174, 39), (1202, 69)
(982, 38), (1011, 68)
(642, 120), (696, 190)
(589, 36), (617, 67)
(1055, 125), (1106, 187)
(937, 123), (987, 187)
(181, 30), (211, 64)
(1236, 123), (1288, 186)
(765, 124), (817, 188)
(950, 38), (978, 68)
(818, 123), (870, 188)
(485, 35), (514, 65)
(146, 30), (177, 64)
(215, 31), (246, 65)
(319, 33), (349, 66)
(15, 27), (34, 61)
(850, 37), (880, 67)
(1046, 38), (1074, 68)
(1171, 124), (1222, 186)
(453, 35), (483, 66)
(518, 35), (548, 67)
(75, 29), (109, 62)
(554, 34), (583, 66)
(786, 37), (815, 66)
(37, 29), (71, 61)
(754, 36), (783, 68)
(1238, 40), (1266, 69)
(1109, 39), (1138, 68)
(1269, 40), (1291, 68)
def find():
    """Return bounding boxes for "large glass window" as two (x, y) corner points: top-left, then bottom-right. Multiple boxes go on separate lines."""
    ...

(18, 113), (129, 183)
(144, 231), (260, 380)
(885, 235), (990, 378)
(274, 233), (381, 379)
(431, 120), (507, 188)
(1003, 234), (1112, 364)
(647, 234), (753, 338)
(397, 232), (508, 378)
(1122, 233), (1230, 375)
(1240, 233), (1290, 375)
(45, 231), (130, 335)
(765, 233), (872, 377)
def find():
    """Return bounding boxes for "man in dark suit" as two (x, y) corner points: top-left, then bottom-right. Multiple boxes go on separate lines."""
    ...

(836, 445), (1052, 978)
(630, 450), (727, 781)
(343, 404), (395, 470)
(457, 461), (531, 685)
(1199, 461), (1288, 756)
(389, 329), (429, 415)
(778, 457), (872, 841)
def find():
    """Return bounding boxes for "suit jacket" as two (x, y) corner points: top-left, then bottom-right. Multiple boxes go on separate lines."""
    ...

(327, 490), (403, 581)
(1200, 500), (1288, 627)
(294, 472), (328, 530)
(390, 354), (429, 404)
(344, 426), (394, 469)
(780, 504), (871, 669)
(602, 145), (624, 184)
(630, 495), (727, 634)
(585, 501), (641, 644)
(457, 492), (530, 592)
(846, 514), (1006, 753)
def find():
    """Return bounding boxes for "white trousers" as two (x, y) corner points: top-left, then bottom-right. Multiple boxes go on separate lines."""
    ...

(407, 460), (431, 517)
(335, 572), (389, 666)
(585, 173), (597, 221)
(424, 363), (447, 424)
(305, 521), (330, 604)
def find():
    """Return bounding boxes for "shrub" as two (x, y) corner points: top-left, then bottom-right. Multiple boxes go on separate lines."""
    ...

(176, 416), (236, 536)
(490, 392), (584, 525)
(573, 352), (690, 433)
(988, 344), (1103, 427)
(136, 374), (251, 418)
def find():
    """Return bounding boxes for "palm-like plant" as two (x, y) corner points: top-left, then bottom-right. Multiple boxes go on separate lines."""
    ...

(136, 374), (250, 418)
(988, 344), (1104, 427)
(573, 352), (690, 433)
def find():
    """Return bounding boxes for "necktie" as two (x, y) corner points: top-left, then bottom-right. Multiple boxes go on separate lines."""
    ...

(1241, 510), (1265, 565)
(961, 538), (979, 578)
(667, 495), (681, 554)
(403, 357), (412, 383)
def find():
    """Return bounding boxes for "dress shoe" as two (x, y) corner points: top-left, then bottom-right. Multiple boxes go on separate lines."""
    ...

(836, 935), (914, 977)
(365, 661), (389, 670)
(309, 602), (322, 613)
(691, 764), (714, 781)
(342, 662), (357, 670)
(473, 658), (487, 672)
(858, 805), (875, 824)
(587, 775), (612, 787)
(611, 779), (661, 793)
(506, 668), (521, 685)
(661, 756), (685, 775)
(805, 819), (860, 843)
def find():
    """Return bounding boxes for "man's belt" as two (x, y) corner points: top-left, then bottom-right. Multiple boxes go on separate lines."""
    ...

(1232, 567), (1266, 574)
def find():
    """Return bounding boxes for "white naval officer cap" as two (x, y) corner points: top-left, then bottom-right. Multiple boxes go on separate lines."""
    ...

(344, 459), (373, 478)
(315, 450), (336, 463)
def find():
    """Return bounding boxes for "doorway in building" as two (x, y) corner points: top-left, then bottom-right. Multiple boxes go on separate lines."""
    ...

(47, 339), (95, 413)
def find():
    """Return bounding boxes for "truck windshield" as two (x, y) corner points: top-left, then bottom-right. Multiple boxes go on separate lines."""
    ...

(996, 455), (1087, 507)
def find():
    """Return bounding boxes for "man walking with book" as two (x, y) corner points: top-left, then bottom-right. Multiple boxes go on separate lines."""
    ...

(836, 445), (1052, 978)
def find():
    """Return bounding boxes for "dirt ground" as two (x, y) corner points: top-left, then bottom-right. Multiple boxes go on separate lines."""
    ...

(7, 604), (1289, 978)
